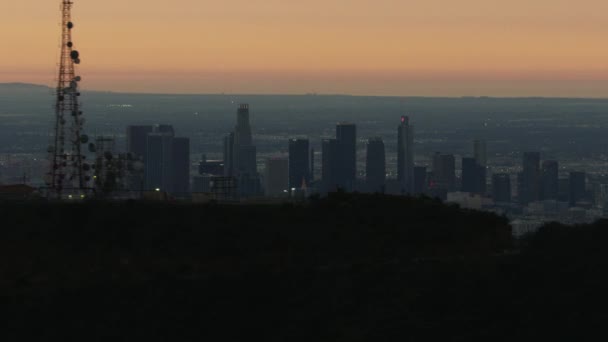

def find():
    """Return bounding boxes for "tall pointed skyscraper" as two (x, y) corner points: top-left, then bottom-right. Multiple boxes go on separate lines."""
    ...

(232, 104), (257, 176)
(397, 116), (415, 193)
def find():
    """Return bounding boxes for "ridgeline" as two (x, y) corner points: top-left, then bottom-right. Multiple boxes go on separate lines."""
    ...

(1, 193), (606, 340)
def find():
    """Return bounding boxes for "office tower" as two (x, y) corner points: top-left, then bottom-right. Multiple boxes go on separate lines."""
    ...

(365, 137), (386, 193)
(154, 124), (175, 135)
(322, 138), (339, 193)
(569, 171), (587, 206)
(433, 153), (456, 192)
(145, 132), (174, 193)
(473, 140), (487, 167)
(223, 133), (234, 177)
(127, 125), (153, 161)
(541, 160), (559, 200)
(310, 147), (315, 181)
(462, 157), (477, 193)
(521, 152), (541, 204)
(492, 173), (512, 203)
(172, 137), (190, 196)
(462, 157), (486, 194)
(336, 123), (357, 191)
(397, 116), (415, 193)
(233, 104), (257, 177)
(413, 166), (428, 194)
(288, 139), (310, 189)
(265, 158), (289, 197)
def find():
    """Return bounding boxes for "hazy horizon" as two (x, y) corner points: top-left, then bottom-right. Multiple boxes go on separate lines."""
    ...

(3, 0), (608, 97)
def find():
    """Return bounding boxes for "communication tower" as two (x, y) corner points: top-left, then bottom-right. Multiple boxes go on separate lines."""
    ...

(46, 0), (91, 197)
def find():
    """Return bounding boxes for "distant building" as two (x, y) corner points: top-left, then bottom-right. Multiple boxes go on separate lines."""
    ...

(413, 166), (428, 195)
(322, 138), (339, 193)
(365, 137), (386, 193)
(473, 140), (487, 167)
(288, 139), (310, 189)
(541, 160), (559, 200)
(265, 158), (289, 197)
(225, 104), (261, 198)
(462, 157), (486, 194)
(433, 153), (456, 192)
(222, 133), (234, 177)
(397, 116), (415, 193)
(126, 125), (153, 161)
(336, 123), (357, 192)
(569, 171), (587, 206)
(145, 132), (174, 193)
(172, 137), (190, 196)
(492, 173), (512, 203)
(521, 152), (541, 204)
(144, 125), (190, 196)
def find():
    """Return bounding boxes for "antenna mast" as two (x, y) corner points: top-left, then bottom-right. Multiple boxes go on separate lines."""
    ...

(47, 0), (90, 197)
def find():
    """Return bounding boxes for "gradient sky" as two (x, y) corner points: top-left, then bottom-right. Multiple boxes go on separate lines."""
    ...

(2, 0), (608, 96)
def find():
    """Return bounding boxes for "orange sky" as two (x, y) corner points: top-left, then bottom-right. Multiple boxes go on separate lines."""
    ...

(2, 0), (608, 96)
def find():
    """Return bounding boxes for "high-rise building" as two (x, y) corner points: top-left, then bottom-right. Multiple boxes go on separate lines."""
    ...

(288, 139), (310, 189)
(473, 140), (487, 167)
(397, 116), (415, 193)
(492, 173), (512, 203)
(569, 171), (587, 206)
(232, 104), (257, 177)
(462, 157), (478, 193)
(172, 137), (190, 196)
(265, 158), (289, 197)
(145, 132), (174, 193)
(521, 152), (541, 204)
(127, 125), (153, 161)
(365, 137), (386, 193)
(322, 138), (339, 193)
(413, 166), (428, 195)
(223, 133), (234, 177)
(462, 157), (486, 194)
(541, 160), (559, 200)
(144, 125), (190, 196)
(336, 123), (357, 191)
(198, 155), (224, 176)
(433, 153), (456, 192)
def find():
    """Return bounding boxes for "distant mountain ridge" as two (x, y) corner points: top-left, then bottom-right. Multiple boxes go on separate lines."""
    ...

(0, 83), (52, 91)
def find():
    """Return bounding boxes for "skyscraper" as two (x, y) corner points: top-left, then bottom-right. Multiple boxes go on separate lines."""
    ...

(145, 132), (174, 193)
(569, 171), (587, 206)
(172, 137), (190, 196)
(365, 137), (386, 193)
(413, 166), (428, 195)
(521, 152), (541, 204)
(492, 173), (512, 203)
(127, 125), (153, 161)
(336, 123), (357, 191)
(144, 125), (190, 196)
(233, 104), (257, 177)
(473, 140), (487, 167)
(223, 133), (234, 177)
(541, 160), (559, 200)
(462, 157), (478, 193)
(265, 158), (289, 197)
(322, 138), (339, 193)
(397, 116), (415, 193)
(288, 139), (310, 189)
(433, 153), (456, 192)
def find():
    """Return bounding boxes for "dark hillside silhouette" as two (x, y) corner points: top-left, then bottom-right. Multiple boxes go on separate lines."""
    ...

(1, 194), (606, 340)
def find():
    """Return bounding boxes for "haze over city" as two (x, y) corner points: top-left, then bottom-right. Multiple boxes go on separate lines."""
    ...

(3, 0), (608, 96)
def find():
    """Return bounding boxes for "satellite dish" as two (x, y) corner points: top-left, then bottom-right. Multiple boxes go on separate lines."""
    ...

(75, 76), (81, 82)
(67, 22), (74, 29)
(67, 42), (73, 48)
(74, 59), (81, 64)
(70, 51), (79, 60)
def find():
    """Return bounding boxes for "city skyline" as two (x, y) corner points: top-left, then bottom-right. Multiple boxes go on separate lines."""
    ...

(3, 0), (608, 96)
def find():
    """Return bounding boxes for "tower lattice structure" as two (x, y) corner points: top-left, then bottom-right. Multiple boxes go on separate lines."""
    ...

(47, 0), (90, 196)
